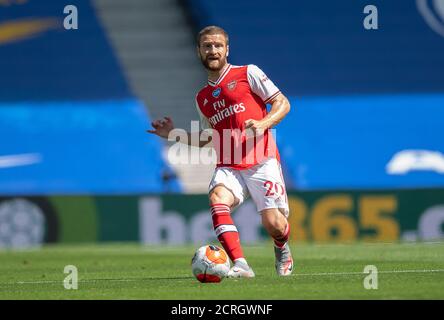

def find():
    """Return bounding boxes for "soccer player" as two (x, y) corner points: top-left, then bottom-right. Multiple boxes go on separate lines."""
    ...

(148, 26), (293, 278)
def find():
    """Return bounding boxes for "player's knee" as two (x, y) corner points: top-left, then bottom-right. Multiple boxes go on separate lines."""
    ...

(269, 223), (287, 239)
(208, 190), (224, 204)
(209, 187), (233, 206)
(262, 210), (287, 238)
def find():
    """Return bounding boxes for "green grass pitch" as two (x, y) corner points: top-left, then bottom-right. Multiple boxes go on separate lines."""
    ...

(0, 242), (443, 299)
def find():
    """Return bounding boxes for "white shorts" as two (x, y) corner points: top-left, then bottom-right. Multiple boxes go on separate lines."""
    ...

(209, 157), (289, 217)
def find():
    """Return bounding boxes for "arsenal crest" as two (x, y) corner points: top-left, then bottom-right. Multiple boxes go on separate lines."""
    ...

(227, 80), (237, 91)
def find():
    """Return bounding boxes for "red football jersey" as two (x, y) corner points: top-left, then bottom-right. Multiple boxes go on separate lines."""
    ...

(195, 64), (281, 170)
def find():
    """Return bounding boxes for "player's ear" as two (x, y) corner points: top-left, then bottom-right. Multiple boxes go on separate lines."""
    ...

(226, 45), (229, 58)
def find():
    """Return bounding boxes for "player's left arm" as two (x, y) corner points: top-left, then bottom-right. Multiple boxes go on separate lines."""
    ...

(245, 93), (291, 132)
(244, 64), (291, 133)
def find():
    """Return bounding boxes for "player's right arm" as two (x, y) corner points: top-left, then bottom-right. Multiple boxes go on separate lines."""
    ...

(147, 117), (212, 148)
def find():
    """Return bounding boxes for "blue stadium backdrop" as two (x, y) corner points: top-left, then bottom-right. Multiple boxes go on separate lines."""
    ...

(0, 0), (181, 194)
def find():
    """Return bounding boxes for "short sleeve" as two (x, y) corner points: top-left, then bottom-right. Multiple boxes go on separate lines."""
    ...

(195, 98), (212, 130)
(247, 64), (281, 104)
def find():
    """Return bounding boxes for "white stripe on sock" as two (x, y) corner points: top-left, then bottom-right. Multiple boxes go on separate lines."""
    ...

(215, 224), (238, 237)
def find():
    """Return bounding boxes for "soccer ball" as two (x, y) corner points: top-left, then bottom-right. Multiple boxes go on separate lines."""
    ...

(191, 245), (231, 283)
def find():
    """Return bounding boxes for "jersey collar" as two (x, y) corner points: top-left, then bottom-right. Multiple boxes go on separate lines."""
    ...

(208, 64), (232, 87)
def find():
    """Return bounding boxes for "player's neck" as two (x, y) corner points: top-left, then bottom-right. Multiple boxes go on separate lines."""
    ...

(207, 63), (230, 83)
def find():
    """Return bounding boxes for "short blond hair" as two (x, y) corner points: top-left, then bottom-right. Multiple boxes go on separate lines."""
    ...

(197, 25), (229, 46)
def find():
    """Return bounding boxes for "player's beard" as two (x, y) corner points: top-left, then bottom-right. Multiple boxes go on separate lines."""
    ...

(200, 55), (227, 72)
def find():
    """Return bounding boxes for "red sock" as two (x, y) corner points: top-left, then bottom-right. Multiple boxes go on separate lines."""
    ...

(211, 203), (244, 262)
(273, 222), (290, 248)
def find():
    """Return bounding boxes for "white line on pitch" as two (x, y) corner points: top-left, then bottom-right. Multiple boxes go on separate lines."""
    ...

(1, 269), (443, 286)
(292, 269), (444, 277)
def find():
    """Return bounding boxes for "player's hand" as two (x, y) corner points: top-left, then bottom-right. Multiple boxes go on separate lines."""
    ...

(147, 117), (174, 139)
(244, 119), (267, 136)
